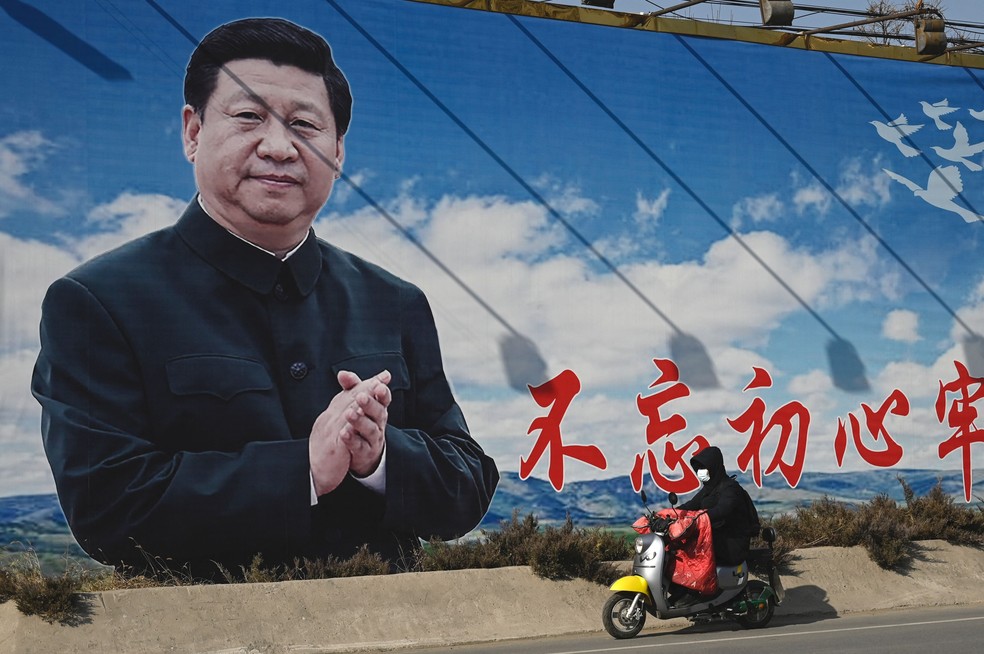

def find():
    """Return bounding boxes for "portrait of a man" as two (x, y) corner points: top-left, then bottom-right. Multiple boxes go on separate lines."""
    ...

(31, 17), (499, 578)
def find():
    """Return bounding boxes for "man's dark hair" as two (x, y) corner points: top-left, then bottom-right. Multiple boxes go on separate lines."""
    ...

(184, 17), (353, 136)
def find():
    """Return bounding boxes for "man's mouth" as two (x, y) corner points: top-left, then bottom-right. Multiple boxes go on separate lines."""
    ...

(252, 173), (300, 186)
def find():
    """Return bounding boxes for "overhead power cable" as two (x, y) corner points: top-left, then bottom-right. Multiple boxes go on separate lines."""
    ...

(677, 35), (982, 338)
(507, 14), (870, 390)
(323, 0), (727, 388)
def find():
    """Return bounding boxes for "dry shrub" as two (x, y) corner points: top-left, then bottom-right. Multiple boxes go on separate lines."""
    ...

(216, 547), (392, 583)
(0, 550), (87, 624)
(418, 539), (501, 571)
(528, 516), (627, 585)
(417, 512), (540, 572)
(418, 511), (630, 585)
(484, 511), (542, 566)
(858, 494), (912, 569)
(0, 567), (16, 603)
(765, 478), (983, 571)
(786, 496), (862, 547)
(902, 478), (984, 547)
(301, 546), (391, 578)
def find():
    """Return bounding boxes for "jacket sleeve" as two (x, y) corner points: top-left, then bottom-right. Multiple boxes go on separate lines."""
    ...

(703, 483), (743, 530)
(677, 487), (707, 512)
(32, 276), (312, 569)
(380, 289), (499, 540)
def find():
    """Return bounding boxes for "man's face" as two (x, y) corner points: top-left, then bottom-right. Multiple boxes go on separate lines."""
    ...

(182, 58), (344, 248)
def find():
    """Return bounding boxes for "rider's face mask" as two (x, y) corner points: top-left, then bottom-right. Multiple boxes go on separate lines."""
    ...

(696, 468), (711, 483)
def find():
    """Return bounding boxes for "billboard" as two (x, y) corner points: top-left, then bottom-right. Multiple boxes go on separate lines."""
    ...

(1, 0), (983, 570)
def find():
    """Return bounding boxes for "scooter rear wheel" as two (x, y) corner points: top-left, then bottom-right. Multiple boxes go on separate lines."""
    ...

(736, 580), (775, 629)
(602, 591), (646, 639)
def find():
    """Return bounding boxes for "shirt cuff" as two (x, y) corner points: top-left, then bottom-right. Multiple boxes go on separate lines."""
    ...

(310, 445), (387, 505)
(351, 444), (386, 495)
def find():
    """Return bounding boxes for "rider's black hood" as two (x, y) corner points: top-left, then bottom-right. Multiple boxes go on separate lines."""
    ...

(689, 445), (727, 482)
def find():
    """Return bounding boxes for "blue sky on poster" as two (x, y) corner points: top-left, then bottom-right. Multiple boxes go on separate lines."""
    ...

(0, 0), (982, 497)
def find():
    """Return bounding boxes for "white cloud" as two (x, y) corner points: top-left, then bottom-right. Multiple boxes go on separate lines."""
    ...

(0, 131), (68, 219)
(329, 169), (371, 206)
(793, 182), (832, 216)
(0, 232), (81, 351)
(732, 193), (783, 225)
(634, 188), (671, 225)
(836, 156), (892, 208)
(318, 185), (888, 410)
(532, 175), (598, 216)
(882, 309), (921, 343)
(76, 193), (187, 261)
(424, 195), (565, 266)
(950, 277), (984, 347)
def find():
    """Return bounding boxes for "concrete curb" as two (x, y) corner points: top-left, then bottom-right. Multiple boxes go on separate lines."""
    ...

(1, 540), (982, 654)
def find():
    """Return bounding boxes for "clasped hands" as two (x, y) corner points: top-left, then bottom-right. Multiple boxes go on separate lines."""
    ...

(309, 369), (392, 496)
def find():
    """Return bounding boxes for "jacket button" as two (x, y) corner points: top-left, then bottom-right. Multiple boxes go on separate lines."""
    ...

(274, 283), (289, 301)
(289, 362), (308, 380)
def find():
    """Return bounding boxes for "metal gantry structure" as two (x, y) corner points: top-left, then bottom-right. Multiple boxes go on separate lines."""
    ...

(570, 1), (984, 56)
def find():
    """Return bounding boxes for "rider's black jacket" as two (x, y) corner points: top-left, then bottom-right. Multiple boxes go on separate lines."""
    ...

(678, 446), (758, 566)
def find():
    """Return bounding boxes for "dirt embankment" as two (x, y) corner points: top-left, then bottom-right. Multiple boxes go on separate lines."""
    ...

(1, 540), (982, 654)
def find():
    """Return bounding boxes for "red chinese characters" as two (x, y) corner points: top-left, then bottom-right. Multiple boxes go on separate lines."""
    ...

(834, 389), (907, 468)
(521, 369), (608, 491)
(728, 367), (810, 488)
(935, 361), (984, 502)
(519, 357), (981, 502)
(629, 358), (709, 494)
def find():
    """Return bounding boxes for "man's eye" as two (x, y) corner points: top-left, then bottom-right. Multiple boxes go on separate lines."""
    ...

(291, 119), (320, 132)
(234, 111), (262, 121)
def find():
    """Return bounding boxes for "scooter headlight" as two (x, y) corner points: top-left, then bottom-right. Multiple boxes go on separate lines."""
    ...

(634, 537), (644, 554)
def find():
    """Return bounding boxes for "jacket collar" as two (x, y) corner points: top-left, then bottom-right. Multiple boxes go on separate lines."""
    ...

(174, 198), (322, 297)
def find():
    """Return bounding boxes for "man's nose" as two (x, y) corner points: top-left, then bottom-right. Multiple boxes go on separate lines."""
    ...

(256, 120), (300, 161)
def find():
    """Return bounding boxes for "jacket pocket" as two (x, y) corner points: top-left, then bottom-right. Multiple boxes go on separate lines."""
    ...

(331, 352), (410, 391)
(166, 354), (273, 401)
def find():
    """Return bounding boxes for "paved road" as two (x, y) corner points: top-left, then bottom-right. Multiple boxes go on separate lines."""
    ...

(407, 604), (984, 654)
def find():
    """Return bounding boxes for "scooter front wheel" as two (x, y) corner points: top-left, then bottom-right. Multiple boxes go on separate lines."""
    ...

(602, 591), (646, 639)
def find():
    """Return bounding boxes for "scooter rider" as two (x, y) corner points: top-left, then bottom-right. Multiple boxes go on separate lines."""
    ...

(602, 444), (780, 638)
(678, 445), (759, 567)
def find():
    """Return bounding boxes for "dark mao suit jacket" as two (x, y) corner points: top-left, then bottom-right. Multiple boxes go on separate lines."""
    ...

(32, 200), (499, 575)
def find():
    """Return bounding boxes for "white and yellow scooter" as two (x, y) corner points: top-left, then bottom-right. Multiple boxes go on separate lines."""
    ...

(602, 492), (784, 639)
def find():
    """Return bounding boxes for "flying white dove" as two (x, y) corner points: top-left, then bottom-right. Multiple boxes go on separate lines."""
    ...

(931, 122), (984, 172)
(870, 113), (923, 157)
(883, 165), (984, 224)
(920, 99), (959, 130)
(970, 108), (984, 121)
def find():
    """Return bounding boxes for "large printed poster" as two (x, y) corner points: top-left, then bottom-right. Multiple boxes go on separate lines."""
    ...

(1, 0), (983, 563)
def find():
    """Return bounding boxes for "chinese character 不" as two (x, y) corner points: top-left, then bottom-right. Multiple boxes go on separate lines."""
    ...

(521, 369), (608, 491)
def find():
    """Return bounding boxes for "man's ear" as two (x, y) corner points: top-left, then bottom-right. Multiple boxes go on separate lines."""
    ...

(181, 105), (201, 163)
(334, 135), (346, 176)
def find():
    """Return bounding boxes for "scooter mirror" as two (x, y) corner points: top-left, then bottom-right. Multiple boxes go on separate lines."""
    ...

(640, 491), (648, 504)
(668, 492), (678, 506)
